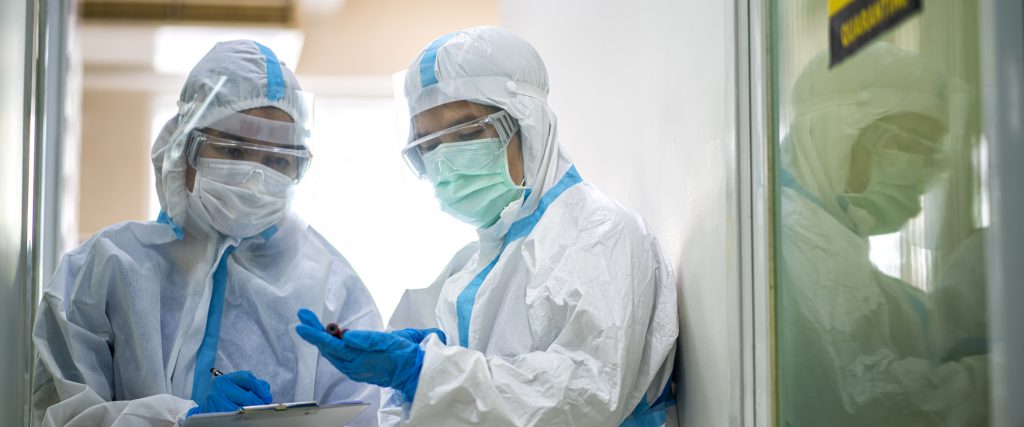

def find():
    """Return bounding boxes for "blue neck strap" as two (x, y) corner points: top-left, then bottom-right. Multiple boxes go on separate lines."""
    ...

(156, 211), (185, 240)
(779, 168), (826, 209)
(160, 208), (279, 402)
(456, 166), (582, 347)
(190, 245), (235, 402)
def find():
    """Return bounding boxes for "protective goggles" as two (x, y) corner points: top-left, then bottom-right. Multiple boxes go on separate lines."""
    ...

(402, 109), (519, 179)
(187, 129), (312, 181)
(858, 121), (946, 157)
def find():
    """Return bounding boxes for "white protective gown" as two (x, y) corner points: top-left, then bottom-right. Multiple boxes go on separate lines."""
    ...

(31, 40), (382, 427)
(382, 27), (679, 427)
(777, 43), (987, 426)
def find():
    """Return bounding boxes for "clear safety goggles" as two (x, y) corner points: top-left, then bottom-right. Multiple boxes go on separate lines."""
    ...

(858, 121), (946, 157)
(401, 109), (519, 179)
(187, 129), (312, 182)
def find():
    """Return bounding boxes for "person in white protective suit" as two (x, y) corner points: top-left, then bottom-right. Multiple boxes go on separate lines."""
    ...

(293, 27), (679, 427)
(776, 42), (988, 427)
(31, 40), (382, 427)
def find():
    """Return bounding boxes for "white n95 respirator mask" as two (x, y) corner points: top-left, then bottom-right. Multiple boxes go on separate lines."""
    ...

(187, 158), (295, 238)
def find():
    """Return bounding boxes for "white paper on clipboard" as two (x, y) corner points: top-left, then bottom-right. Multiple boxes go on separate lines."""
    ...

(182, 401), (369, 427)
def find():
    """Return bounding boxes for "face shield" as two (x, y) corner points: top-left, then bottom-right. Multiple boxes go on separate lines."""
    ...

(186, 126), (312, 183)
(158, 75), (315, 238)
(852, 114), (951, 190)
(401, 109), (519, 179)
(170, 75), (315, 181)
(857, 118), (946, 157)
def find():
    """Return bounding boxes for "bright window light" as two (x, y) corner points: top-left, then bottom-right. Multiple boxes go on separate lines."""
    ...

(153, 26), (304, 75)
(291, 96), (476, 322)
(869, 232), (902, 279)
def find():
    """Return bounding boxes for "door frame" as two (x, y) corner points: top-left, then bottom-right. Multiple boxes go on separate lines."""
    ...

(980, 1), (1024, 426)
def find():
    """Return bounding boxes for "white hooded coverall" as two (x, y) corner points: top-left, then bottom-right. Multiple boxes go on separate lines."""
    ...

(31, 40), (382, 427)
(383, 27), (679, 427)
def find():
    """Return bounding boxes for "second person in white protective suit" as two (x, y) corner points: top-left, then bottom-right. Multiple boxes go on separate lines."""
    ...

(295, 27), (680, 426)
(776, 43), (987, 427)
(31, 40), (382, 427)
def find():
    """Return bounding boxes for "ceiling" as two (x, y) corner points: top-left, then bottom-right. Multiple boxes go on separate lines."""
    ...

(78, 0), (498, 93)
(79, 0), (313, 24)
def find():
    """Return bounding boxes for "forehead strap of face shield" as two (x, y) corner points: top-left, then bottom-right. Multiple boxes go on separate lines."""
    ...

(205, 112), (310, 149)
(408, 76), (548, 117)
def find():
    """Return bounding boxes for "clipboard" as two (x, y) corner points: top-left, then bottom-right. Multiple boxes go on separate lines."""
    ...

(182, 401), (369, 427)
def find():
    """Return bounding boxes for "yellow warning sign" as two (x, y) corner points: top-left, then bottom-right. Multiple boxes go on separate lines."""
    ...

(829, 0), (922, 67)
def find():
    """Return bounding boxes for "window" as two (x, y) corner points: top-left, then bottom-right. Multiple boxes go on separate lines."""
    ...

(771, 2), (990, 425)
(292, 96), (475, 321)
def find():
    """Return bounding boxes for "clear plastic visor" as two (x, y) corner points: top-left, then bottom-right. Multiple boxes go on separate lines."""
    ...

(858, 120), (946, 156)
(187, 130), (312, 181)
(171, 76), (316, 182)
(402, 109), (519, 178)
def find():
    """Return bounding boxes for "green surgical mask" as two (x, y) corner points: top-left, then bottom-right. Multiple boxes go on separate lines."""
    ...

(839, 148), (942, 235)
(421, 138), (525, 228)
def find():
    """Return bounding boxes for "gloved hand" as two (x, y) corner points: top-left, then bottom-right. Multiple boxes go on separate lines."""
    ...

(186, 370), (273, 417)
(296, 308), (425, 401)
(391, 327), (447, 345)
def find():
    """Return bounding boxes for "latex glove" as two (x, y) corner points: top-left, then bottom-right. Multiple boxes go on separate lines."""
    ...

(187, 370), (273, 417)
(296, 308), (424, 401)
(391, 328), (447, 345)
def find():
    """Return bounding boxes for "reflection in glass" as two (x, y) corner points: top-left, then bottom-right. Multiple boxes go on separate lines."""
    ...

(775, 40), (988, 426)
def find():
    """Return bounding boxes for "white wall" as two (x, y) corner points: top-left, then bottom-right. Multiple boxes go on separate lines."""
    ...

(502, 1), (739, 425)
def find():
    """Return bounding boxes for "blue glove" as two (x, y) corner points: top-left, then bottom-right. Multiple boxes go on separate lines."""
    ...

(295, 308), (424, 401)
(391, 328), (447, 345)
(187, 370), (273, 417)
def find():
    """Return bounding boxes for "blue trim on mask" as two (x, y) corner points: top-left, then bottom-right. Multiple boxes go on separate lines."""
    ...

(456, 166), (582, 346)
(621, 380), (675, 427)
(156, 210), (185, 240)
(418, 33), (456, 88)
(254, 42), (285, 101)
(190, 245), (236, 402)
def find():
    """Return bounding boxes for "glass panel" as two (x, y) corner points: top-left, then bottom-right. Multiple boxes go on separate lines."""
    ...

(771, 2), (990, 426)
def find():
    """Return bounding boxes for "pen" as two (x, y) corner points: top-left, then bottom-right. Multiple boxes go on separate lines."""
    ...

(326, 323), (348, 339)
(210, 367), (224, 377)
